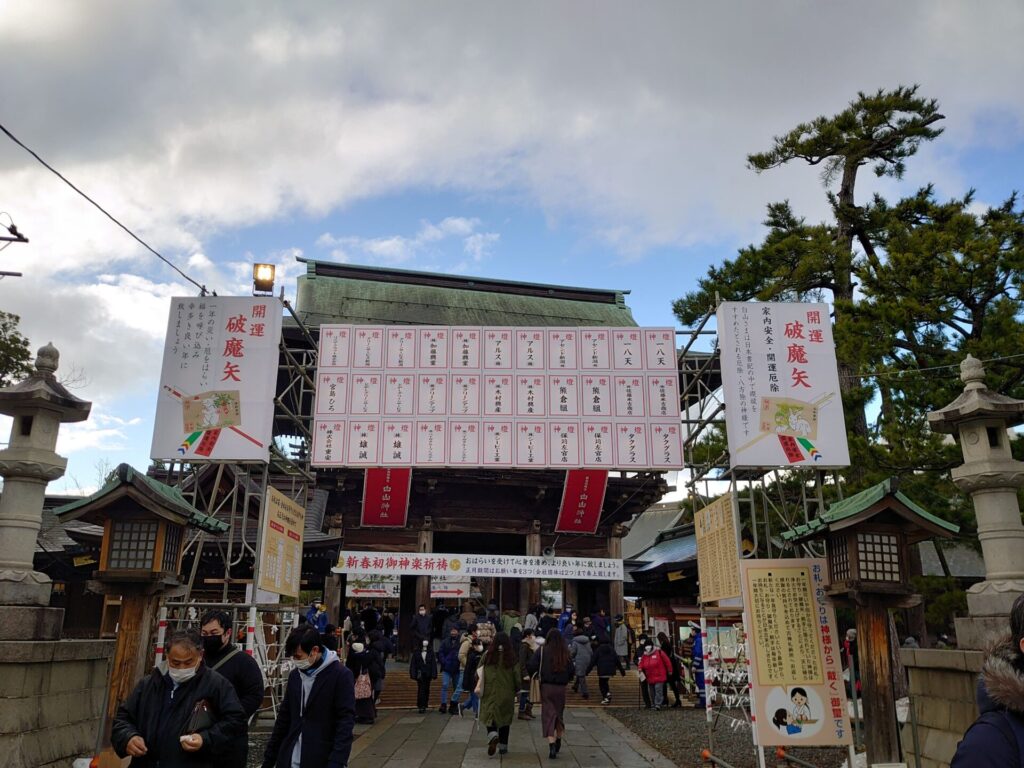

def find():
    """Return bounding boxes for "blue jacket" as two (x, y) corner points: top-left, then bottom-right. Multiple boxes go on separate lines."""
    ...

(952, 641), (1024, 767)
(438, 636), (461, 676)
(261, 651), (355, 768)
(305, 607), (329, 634)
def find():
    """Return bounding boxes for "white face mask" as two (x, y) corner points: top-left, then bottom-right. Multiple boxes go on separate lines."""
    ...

(168, 664), (198, 684)
(293, 657), (312, 670)
(351, 642), (365, 653)
(422, 640), (429, 648)
(535, 637), (546, 646)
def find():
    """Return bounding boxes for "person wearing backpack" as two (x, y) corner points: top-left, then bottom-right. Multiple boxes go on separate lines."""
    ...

(952, 593), (1024, 766)
(345, 635), (382, 724)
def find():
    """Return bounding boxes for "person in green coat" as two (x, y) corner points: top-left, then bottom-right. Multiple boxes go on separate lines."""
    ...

(475, 631), (521, 757)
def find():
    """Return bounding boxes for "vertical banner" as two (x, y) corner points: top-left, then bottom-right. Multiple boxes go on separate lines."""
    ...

(694, 493), (742, 603)
(717, 302), (849, 468)
(257, 487), (305, 598)
(740, 558), (851, 748)
(555, 469), (609, 534)
(152, 296), (282, 462)
(361, 467), (413, 527)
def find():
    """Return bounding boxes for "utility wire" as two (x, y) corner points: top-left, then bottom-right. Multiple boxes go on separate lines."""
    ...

(0, 122), (208, 295)
(842, 351), (1024, 381)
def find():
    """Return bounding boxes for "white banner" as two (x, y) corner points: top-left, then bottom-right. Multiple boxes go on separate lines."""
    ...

(431, 574), (472, 598)
(334, 551), (624, 581)
(717, 303), (849, 468)
(312, 325), (683, 469)
(151, 297), (282, 462)
(345, 573), (401, 598)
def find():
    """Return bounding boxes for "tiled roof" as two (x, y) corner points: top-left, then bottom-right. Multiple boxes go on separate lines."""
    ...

(294, 259), (638, 328)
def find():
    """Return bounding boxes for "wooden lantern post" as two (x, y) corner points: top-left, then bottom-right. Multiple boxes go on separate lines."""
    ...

(53, 464), (227, 766)
(783, 478), (958, 765)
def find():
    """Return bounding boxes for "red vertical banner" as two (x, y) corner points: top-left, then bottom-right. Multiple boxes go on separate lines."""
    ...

(361, 468), (412, 527)
(555, 469), (609, 534)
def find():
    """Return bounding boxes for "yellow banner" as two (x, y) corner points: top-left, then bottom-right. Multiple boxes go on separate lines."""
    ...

(258, 487), (305, 598)
(694, 493), (741, 602)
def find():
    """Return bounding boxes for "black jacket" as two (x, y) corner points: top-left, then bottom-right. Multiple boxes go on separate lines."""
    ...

(112, 664), (246, 768)
(528, 646), (572, 686)
(204, 643), (265, 767)
(953, 640), (1024, 767)
(261, 656), (355, 768)
(410, 646), (438, 680)
(590, 641), (626, 678)
(346, 648), (384, 684)
(411, 613), (433, 643)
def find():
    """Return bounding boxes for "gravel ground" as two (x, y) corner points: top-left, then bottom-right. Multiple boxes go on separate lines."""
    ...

(608, 706), (852, 768)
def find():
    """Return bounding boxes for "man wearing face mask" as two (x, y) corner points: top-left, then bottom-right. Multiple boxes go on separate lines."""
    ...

(112, 628), (246, 767)
(410, 604), (433, 649)
(262, 625), (355, 768)
(409, 638), (438, 713)
(198, 610), (265, 768)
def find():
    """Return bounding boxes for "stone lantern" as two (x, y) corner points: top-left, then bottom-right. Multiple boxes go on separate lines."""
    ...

(0, 342), (90, 637)
(783, 479), (958, 765)
(928, 354), (1024, 648)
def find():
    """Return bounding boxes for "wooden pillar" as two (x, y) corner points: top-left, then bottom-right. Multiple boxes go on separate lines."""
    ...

(563, 579), (578, 612)
(415, 522), (433, 612)
(525, 520), (541, 614)
(96, 586), (159, 766)
(608, 524), (625, 618)
(856, 596), (901, 765)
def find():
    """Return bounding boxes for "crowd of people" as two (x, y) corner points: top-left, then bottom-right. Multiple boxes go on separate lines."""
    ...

(108, 599), (707, 766)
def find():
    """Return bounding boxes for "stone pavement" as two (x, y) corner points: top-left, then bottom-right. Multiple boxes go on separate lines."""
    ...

(348, 706), (677, 768)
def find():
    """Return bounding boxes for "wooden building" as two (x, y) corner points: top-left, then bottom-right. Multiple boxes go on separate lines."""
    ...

(289, 259), (671, 626)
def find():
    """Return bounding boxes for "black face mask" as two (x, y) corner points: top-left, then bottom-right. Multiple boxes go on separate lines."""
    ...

(203, 635), (227, 656)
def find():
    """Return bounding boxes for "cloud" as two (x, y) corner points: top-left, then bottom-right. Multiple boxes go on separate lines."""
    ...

(317, 217), (499, 267)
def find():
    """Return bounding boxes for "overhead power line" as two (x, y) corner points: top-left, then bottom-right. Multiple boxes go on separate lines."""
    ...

(0, 121), (209, 295)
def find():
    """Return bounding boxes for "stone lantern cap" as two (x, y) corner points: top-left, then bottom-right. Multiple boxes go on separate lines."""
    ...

(928, 354), (1024, 434)
(782, 478), (959, 545)
(0, 342), (91, 421)
(53, 463), (228, 533)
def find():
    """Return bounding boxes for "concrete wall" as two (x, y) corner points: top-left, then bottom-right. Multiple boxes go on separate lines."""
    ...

(901, 648), (982, 768)
(0, 639), (115, 768)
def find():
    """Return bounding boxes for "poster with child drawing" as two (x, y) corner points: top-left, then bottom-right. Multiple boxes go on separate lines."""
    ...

(740, 558), (851, 747)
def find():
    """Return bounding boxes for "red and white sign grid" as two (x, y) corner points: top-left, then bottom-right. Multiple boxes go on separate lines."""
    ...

(311, 325), (683, 469)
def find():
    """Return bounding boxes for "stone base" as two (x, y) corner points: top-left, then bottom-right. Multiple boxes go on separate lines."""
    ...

(955, 615), (1009, 651)
(0, 639), (115, 768)
(0, 569), (53, 606)
(0, 606), (64, 640)
(965, 579), (1024, 617)
(901, 648), (984, 768)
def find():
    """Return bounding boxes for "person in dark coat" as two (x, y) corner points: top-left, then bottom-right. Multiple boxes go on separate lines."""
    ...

(409, 639), (438, 713)
(360, 602), (379, 633)
(658, 631), (683, 707)
(112, 628), (246, 768)
(262, 626), (355, 768)
(368, 629), (390, 703)
(538, 609), (557, 638)
(199, 610), (265, 768)
(588, 637), (626, 704)
(321, 624), (340, 652)
(953, 594), (1024, 766)
(411, 604), (433, 647)
(437, 625), (462, 713)
(345, 636), (383, 724)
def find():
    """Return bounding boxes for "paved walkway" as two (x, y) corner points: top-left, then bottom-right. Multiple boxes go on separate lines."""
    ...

(348, 707), (677, 768)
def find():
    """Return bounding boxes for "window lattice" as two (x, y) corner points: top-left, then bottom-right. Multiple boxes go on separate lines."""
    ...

(162, 524), (182, 573)
(856, 532), (901, 582)
(829, 535), (850, 582)
(109, 520), (157, 569)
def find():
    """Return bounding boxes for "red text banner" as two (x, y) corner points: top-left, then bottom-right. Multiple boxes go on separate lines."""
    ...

(360, 467), (412, 527)
(555, 470), (609, 534)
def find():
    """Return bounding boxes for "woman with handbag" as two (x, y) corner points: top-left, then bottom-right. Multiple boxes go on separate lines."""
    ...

(528, 629), (572, 759)
(475, 632), (521, 757)
(112, 628), (246, 768)
(345, 636), (383, 724)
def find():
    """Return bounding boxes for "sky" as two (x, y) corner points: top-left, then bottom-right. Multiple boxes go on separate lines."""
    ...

(0, 1), (1022, 496)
